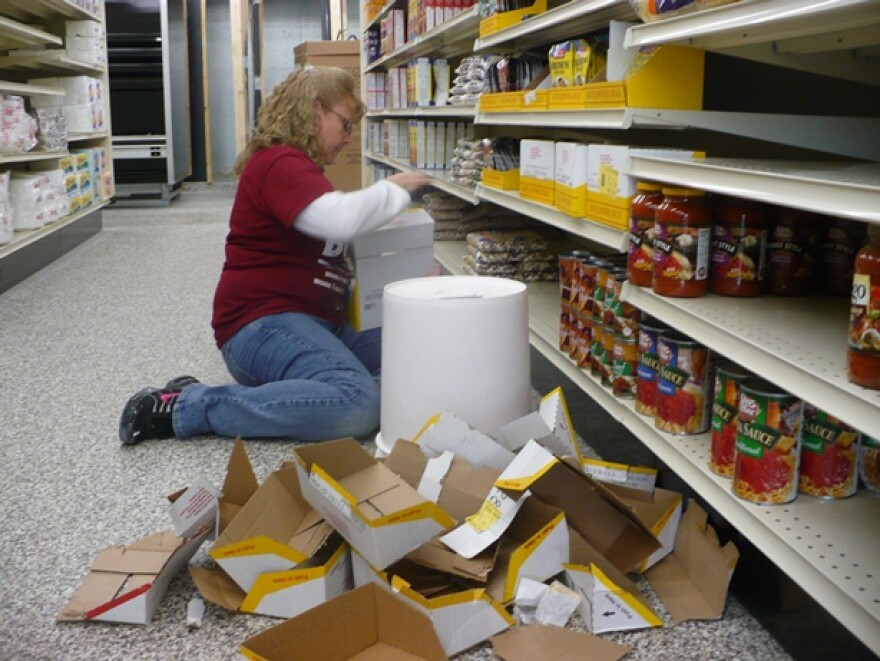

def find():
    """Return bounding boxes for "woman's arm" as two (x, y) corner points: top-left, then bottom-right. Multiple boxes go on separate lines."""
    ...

(295, 172), (433, 242)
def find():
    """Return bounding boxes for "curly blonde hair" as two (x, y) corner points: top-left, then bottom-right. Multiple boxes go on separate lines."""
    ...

(233, 66), (365, 175)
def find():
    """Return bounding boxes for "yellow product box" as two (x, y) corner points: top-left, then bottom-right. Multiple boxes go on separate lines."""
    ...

(586, 144), (704, 230)
(481, 168), (520, 191)
(479, 0), (547, 38)
(519, 138), (555, 205)
(479, 91), (522, 112)
(554, 142), (588, 218)
(548, 41), (574, 88)
(520, 175), (554, 206)
(548, 44), (704, 111)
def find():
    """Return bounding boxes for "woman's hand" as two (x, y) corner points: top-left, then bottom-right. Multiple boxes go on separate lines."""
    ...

(386, 171), (434, 194)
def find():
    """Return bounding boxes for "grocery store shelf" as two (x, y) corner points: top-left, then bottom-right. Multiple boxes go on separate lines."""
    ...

(362, 0), (397, 31)
(0, 0), (99, 22)
(624, 0), (880, 52)
(0, 148), (67, 164)
(474, 107), (681, 130)
(473, 0), (636, 53)
(364, 151), (480, 204)
(366, 104), (476, 119)
(621, 284), (880, 436)
(364, 6), (479, 72)
(0, 78), (63, 96)
(0, 50), (104, 75)
(0, 15), (62, 49)
(0, 201), (109, 261)
(475, 184), (627, 251)
(627, 155), (880, 223)
(435, 237), (880, 656)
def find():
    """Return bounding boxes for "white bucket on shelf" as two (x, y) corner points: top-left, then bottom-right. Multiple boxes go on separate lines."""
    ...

(376, 275), (531, 455)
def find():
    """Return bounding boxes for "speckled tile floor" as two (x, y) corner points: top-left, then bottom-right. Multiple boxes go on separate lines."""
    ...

(0, 187), (793, 660)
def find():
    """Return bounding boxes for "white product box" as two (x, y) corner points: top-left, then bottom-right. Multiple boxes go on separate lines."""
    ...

(520, 139), (556, 182)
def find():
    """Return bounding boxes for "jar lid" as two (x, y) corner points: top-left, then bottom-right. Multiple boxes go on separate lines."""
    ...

(636, 181), (662, 192)
(662, 187), (706, 197)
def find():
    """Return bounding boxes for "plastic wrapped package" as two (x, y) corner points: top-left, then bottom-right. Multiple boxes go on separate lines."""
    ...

(35, 107), (68, 151)
(1, 96), (39, 154)
(628, 0), (740, 22)
(0, 171), (12, 244)
(467, 229), (549, 253)
(38, 169), (68, 223)
(10, 173), (46, 230)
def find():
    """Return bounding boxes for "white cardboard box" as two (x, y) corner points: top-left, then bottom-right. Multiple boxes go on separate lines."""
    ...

(520, 139), (555, 182)
(349, 208), (434, 331)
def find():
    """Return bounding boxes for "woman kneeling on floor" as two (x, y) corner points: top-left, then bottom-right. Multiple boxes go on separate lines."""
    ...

(118, 66), (432, 445)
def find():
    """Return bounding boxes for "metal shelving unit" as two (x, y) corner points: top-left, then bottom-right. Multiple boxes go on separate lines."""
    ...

(0, 0), (114, 293)
(365, 151), (480, 204)
(366, 104), (476, 119)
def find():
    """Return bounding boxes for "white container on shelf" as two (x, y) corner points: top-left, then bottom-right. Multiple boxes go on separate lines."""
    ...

(377, 275), (531, 454)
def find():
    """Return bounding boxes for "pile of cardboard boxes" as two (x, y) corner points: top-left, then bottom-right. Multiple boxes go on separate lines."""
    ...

(57, 388), (740, 660)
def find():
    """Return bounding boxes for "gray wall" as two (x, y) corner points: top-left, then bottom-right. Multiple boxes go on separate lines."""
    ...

(203, 0), (361, 179)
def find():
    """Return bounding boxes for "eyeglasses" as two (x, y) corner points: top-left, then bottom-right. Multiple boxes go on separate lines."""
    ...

(327, 108), (354, 135)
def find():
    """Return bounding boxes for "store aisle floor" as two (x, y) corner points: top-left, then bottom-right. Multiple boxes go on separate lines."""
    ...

(1, 186), (796, 660)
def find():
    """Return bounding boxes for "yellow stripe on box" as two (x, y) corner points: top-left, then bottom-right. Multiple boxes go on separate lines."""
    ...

(519, 175), (554, 206)
(591, 563), (662, 626)
(554, 182), (587, 217)
(495, 456), (557, 491)
(209, 535), (308, 564)
(503, 512), (565, 602)
(370, 501), (455, 530)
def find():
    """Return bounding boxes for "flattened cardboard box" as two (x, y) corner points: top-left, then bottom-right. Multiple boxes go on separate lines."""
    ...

(385, 440), (501, 581)
(57, 527), (210, 625)
(293, 438), (456, 569)
(645, 501), (739, 623)
(191, 535), (353, 619)
(209, 462), (333, 593)
(565, 528), (661, 634)
(240, 582), (447, 661)
(352, 550), (514, 657)
(491, 624), (631, 661)
(493, 440), (660, 573)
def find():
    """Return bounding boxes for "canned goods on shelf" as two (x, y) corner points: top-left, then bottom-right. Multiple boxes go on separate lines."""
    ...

(733, 378), (803, 505)
(612, 333), (638, 398)
(798, 405), (859, 499)
(859, 433), (880, 493)
(655, 331), (713, 435)
(635, 321), (666, 417)
(709, 361), (752, 478)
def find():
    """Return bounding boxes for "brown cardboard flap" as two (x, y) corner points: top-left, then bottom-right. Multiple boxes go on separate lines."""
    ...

(568, 528), (650, 612)
(240, 583), (446, 661)
(645, 502), (740, 623)
(491, 624), (631, 661)
(405, 537), (496, 583)
(214, 464), (331, 559)
(528, 461), (660, 573)
(385, 440), (500, 522)
(219, 438), (259, 533)
(189, 564), (245, 611)
(58, 572), (129, 620)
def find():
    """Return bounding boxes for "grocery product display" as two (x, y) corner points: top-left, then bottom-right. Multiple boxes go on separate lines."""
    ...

(364, 0), (880, 653)
(0, 1), (113, 276)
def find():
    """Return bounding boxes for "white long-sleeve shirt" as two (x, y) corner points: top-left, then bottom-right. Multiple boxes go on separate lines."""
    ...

(294, 179), (412, 242)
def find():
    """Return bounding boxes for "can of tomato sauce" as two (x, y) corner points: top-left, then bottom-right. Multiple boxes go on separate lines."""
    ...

(612, 333), (638, 398)
(576, 254), (599, 315)
(710, 196), (769, 297)
(559, 301), (573, 353)
(573, 308), (592, 369)
(601, 323), (616, 387)
(652, 188), (711, 298)
(603, 267), (627, 327)
(635, 320), (666, 416)
(590, 314), (605, 378)
(859, 433), (880, 493)
(655, 331), (713, 434)
(627, 181), (663, 288)
(798, 405), (859, 499)
(709, 361), (752, 477)
(733, 379), (803, 505)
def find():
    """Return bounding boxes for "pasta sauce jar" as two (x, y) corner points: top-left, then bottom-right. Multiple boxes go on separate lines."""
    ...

(764, 207), (820, 296)
(655, 331), (713, 434)
(798, 405), (859, 499)
(652, 188), (711, 298)
(710, 196), (769, 297)
(627, 181), (663, 287)
(734, 379), (802, 505)
(847, 223), (880, 389)
(709, 361), (752, 477)
(820, 217), (866, 297)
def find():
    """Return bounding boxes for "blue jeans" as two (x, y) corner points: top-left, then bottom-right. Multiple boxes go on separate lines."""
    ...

(173, 312), (381, 441)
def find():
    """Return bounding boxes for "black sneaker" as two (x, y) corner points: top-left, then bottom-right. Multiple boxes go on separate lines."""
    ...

(164, 375), (200, 390)
(119, 387), (182, 446)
